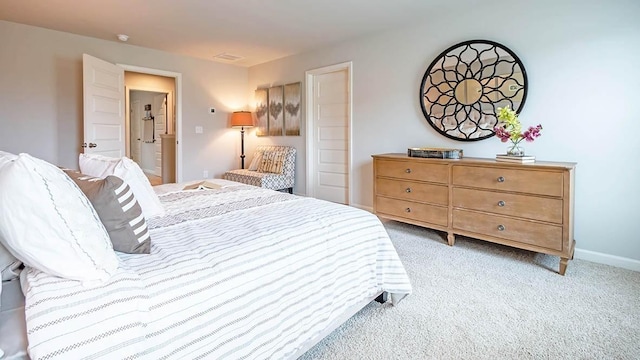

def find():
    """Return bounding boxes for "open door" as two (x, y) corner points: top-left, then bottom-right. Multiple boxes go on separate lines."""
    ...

(82, 54), (125, 157)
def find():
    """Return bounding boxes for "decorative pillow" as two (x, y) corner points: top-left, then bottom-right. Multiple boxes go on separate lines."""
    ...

(248, 151), (263, 171)
(79, 154), (165, 218)
(0, 153), (118, 283)
(63, 170), (151, 254)
(257, 151), (286, 174)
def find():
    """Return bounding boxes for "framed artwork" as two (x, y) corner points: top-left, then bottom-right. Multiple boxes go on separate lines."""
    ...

(283, 82), (301, 136)
(255, 88), (268, 136)
(268, 86), (284, 136)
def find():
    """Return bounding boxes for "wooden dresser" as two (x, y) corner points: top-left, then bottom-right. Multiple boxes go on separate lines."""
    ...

(372, 153), (576, 275)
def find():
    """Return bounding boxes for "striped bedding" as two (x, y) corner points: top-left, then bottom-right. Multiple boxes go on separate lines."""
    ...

(21, 184), (412, 360)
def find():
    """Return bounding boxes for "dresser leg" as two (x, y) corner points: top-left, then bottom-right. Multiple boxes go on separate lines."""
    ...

(447, 233), (455, 246)
(559, 257), (569, 275)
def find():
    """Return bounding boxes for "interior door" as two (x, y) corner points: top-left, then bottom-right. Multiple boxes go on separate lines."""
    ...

(152, 94), (166, 176)
(311, 69), (349, 204)
(130, 99), (142, 162)
(82, 54), (125, 157)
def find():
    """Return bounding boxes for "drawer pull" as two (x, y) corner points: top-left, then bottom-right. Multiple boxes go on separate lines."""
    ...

(498, 200), (505, 207)
(405, 168), (412, 174)
(497, 225), (505, 231)
(405, 208), (411, 213)
(497, 176), (505, 183)
(405, 187), (412, 193)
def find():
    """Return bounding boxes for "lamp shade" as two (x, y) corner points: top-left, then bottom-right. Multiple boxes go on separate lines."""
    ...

(230, 111), (254, 128)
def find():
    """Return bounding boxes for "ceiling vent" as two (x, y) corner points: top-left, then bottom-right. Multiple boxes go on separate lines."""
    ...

(213, 53), (244, 62)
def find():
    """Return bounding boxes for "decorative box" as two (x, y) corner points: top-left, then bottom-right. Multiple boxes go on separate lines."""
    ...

(407, 147), (463, 159)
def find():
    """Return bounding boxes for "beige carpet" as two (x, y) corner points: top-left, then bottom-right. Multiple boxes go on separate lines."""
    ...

(299, 220), (640, 360)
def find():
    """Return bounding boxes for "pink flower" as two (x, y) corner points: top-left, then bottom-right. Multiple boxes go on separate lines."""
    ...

(493, 126), (511, 142)
(523, 124), (543, 142)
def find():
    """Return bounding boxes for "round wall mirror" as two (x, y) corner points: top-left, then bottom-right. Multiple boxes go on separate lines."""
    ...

(419, 40), (528, 141)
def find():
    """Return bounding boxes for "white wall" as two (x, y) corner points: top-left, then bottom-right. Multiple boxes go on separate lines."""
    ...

(0, 20), (249, 181)
(248, 0), (640, 264)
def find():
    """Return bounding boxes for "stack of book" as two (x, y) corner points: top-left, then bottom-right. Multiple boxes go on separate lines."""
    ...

(495, 154), (536, 163)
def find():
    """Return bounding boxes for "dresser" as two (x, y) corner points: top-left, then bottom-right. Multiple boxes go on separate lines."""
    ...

(372, 153), (576, 275)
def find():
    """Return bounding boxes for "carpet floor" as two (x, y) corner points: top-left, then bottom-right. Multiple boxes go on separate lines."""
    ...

(299, 220), (640, 360)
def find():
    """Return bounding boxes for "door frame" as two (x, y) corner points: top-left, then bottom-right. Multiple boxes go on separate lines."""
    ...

(304, 61), (353, 205)
(117, 64), (183, 182)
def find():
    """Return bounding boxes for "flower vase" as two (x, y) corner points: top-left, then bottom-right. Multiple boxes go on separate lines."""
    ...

(506, 142), (525, 157)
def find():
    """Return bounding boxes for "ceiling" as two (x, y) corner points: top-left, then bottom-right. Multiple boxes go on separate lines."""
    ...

(0, 0), (453, 67)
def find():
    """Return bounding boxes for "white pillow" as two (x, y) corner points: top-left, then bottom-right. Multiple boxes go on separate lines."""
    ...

(0, 153), (119, 283)
(0, 151), (22, 281)
(78, 153), (119, 178)
(79, 154), (165, 218)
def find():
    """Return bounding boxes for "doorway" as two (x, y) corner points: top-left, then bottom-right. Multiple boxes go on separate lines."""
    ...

(305, 62), (353, 205)
(123, 69), (179, 184)
(129, 90), (168, 183)
(120, 64), (183, 183)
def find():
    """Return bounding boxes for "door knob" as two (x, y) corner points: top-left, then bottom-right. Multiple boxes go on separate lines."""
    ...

(88, 143), (97, 148)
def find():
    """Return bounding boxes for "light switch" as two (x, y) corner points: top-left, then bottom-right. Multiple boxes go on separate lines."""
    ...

(195, 126), (203, 134)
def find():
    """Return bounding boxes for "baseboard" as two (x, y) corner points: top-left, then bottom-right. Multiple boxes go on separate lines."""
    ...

(574, 248), (640, 272)
(351, 204), (373, 213)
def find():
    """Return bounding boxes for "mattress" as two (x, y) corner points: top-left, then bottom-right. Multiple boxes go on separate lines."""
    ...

(20, 183), (412, 359)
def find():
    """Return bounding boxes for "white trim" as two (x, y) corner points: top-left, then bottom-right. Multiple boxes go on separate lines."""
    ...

(574, 248), (640, 272)
(305, 61), (353, 204)
(117, 64), (183, 182)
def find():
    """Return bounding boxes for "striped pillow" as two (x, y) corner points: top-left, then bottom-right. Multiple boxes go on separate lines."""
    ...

(64, 170), (151, 254)
(257, 151), (286, 174)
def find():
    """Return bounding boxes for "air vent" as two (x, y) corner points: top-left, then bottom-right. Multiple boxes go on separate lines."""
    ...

(213, 53), (244, 62)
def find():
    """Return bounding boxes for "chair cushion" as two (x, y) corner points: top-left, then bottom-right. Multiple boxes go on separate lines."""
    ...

(248, 151), (263, 171)
(257, 150), (286, 174)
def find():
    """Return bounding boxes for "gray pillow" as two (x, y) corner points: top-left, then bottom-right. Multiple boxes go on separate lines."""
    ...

(63, 170), (151, 254)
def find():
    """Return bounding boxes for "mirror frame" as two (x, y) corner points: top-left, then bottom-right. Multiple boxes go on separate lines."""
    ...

(419, 40), (528, 142)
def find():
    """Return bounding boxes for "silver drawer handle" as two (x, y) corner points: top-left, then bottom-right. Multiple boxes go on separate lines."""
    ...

(406, 188), (412, 193)
(405, 168), (412, 174)
(497, 176), (505, 183)
(497, 225), (505, 231)
(498, 200), (505, 207)
(405, 208), (411, 213)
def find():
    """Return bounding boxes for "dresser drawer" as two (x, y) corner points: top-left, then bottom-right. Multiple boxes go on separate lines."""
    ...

(376, 159), (448, 184)
(377, 178), (448, 206)
(452, 209), (563, 251)
(376, 196), (448, 226)
(452, 188), (563, 224)
(452, 165), (563, 197)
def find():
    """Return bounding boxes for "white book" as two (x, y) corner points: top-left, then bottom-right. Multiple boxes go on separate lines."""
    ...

(496, 154), (536, 160)
(182, 180), (223, 190)
(495, 156), (535, 163)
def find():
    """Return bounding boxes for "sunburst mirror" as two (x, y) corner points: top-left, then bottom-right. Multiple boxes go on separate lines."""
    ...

(419, 40), (528, 141)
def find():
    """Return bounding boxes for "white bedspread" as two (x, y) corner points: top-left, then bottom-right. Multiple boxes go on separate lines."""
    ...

(21, 185), (412, 359)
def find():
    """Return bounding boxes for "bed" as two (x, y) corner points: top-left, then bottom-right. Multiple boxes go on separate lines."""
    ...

(0, 154), (412, 360)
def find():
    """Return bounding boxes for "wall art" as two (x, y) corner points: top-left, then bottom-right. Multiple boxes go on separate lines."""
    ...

(284, 82), (301, 136)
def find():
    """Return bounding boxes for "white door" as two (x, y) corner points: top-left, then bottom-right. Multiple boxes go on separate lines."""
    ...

(307, 65), (351, 204)
(152, 94), (166, 176)
(82, 54), (125, 157)
(130, 99), (142, 162)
